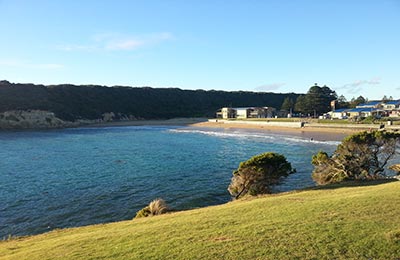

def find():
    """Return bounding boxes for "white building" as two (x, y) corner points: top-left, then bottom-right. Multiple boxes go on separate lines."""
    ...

(216, 107), (276, 119)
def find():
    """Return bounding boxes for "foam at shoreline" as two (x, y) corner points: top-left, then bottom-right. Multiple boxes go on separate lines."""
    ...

(170, 128), (341, 145)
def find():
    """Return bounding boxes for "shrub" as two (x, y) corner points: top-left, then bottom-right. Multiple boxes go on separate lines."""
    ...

(135, 206), (152, 219)
(312, 130), (400, 185)
(228, 152), (295, 199)
(135, 198), (168, 219)
(311, 151), (348, 185)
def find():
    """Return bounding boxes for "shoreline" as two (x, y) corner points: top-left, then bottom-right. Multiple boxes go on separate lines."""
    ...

(188, 120), (360, 141)
(85, 118), (400, 141)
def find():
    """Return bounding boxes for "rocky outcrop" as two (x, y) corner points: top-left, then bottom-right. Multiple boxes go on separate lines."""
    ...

(0, 110), (143, 130)
(102, 112), (115, 122)
(0, 110), (73, 130)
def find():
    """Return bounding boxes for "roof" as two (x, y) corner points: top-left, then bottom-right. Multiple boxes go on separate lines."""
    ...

(357, 101), (382, 107)
(385, 100), (400, 105)
(347, 107), (380, 113)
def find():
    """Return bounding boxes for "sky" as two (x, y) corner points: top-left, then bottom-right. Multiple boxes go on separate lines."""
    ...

(0, 0), (399, 100)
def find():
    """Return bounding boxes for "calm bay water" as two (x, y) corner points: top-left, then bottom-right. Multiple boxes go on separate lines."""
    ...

(0, 125), (339, 238)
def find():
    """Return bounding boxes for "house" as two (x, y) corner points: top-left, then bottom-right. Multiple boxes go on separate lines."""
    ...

(216, 107), (236, 119)
(235, 107), (252, 119)
(326, 99), (400, 119)
(248, 107), (276, 118)
(383, 100), (400, 110)
(216, 107), (277, 119)
(383, 100), (400, 117)
(328, 108), (348, 119)
(346, 107), (385, 119)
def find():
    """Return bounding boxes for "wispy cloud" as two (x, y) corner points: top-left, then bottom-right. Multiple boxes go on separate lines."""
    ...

(0, 59), (64, 69)
(58, 32), (174, 52)
(341, 77), (381, 89)
(338, 77), (381, 94)
(255, 83), (286, 92)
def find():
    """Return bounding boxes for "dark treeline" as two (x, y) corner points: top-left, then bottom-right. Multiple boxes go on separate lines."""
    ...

(0, 80), (299, 121)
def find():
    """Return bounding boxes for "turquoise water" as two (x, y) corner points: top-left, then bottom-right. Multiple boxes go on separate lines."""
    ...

(0, 125), (339, 237)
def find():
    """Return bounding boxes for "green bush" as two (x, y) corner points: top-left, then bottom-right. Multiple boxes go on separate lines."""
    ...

(228, 152), (295, 199)
(312, 130), (400, 185)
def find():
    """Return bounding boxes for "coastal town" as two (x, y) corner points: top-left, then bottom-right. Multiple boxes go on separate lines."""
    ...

(216, 99), (400, 120)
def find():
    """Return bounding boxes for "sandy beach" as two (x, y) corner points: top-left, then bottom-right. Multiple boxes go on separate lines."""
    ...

(189, 120), (358, 141)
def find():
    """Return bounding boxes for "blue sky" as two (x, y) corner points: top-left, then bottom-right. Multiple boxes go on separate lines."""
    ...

(0, 0), (399, 100)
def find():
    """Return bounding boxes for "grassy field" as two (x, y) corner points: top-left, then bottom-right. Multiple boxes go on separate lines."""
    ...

(1, 180), (399, 260)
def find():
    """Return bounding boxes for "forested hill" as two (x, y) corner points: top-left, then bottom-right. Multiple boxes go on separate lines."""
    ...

(0, 80), (299, 121)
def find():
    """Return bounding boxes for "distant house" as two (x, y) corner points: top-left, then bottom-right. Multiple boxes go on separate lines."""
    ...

(216, 107), (236, 119)
(347, 107), (385, 119)
(235, 107), (252, 119)
(384, 100), (400, 117)
(326, 99), (400, 119)
(248, 107), (276, 118)
(216, 107), (276, 119)
(328, 108), (348, 119)
(383, 100), (400, 110)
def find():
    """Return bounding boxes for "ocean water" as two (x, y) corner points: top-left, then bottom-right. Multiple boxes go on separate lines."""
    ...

(0, 125), (339, 238)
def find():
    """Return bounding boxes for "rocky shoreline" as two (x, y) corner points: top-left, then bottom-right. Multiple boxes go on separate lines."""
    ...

(0, 110), (106, 130)
(0, 110), (207, 130)
(0, 110), (71, 130)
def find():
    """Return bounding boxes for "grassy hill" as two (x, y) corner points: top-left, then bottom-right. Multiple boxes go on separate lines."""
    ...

(1, 181), (399, 259)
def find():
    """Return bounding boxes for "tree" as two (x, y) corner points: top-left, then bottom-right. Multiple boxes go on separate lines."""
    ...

(294, 84), (336, 116)
(0, 81), (301, 121)
(336, 95), (349, 109)
(294, 95), (307, 114)
(312, 130), (400, 185)
(228, 152), (295, 199)
(349, 96), (366, 108)
(281, 97), (294, 112)
(306, 84), (337, 116)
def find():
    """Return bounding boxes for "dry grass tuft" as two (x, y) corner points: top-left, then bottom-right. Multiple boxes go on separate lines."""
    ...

(135, 198), (168, 218)
(148, 198), (168, 216)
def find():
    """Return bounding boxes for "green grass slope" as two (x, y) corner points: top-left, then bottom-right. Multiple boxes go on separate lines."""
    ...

(1, 181), (399, 260)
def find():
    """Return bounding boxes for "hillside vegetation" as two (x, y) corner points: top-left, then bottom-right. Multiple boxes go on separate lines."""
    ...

(1, 181), (399, 259)
(0, 80), (299, 121)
